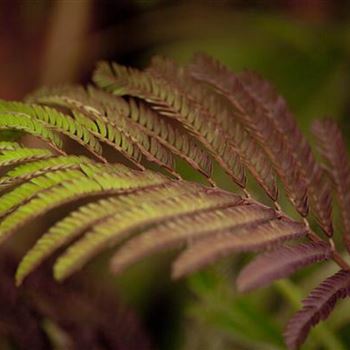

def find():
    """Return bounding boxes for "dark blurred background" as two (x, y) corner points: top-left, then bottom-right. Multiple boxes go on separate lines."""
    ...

(1, 1), (350, 350)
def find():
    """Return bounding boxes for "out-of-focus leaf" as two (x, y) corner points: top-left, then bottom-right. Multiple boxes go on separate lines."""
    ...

(187, 268), (285, 349)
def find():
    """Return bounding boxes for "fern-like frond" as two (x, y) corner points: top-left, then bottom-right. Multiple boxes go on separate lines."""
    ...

(110, 203), (275, 274)
(120, 97), (212, 177)
(0, 164), (167, 244)
(0, 155), (90, 188)
(93, 61), (246, 187)
(0, 113), (64, 153)
(16, 181), (184, 285)
(148, 56), (277, 199)
(59, 86), (212, 179)
(237, 242), (332, 292)
(0, 169), (85, 219)
(0, 147), (53, 167)
(29, 87), (179, 174)
(0, 141), (22, 151)
(0, 100), (104, 161)
(190, 53), (308, 215)
(72, 110), (144, 169)
(1, 54), (350, 350)
(52, 186), (242, 281)
(172, 218), (308, 279)
(243, 78), (333, 234)
(122, 97), (212, 180)
(284, 270), (350, 350)
(237, 71), (333, 235)
(312, 119), (350, 249)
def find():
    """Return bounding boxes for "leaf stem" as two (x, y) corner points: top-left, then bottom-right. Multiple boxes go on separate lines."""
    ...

(302, 218), (350, 271)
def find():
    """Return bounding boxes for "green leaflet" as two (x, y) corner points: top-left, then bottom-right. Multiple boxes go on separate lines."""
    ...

(0, 113), (63, 151)
(0, 148), (53, 167)
(0, 169), (85, 218)
(0, 155), (91, 188)
(73, 111), (144, 168)
(53, 188), (241, 281)
(29, 86), (213, 181)
(29, 87), (179, 175)
(16, 181), (190, 284)
(0, 100), (104, 160)
(0, 164), (167, 244)
(109, 203), (276, 274)
(0, 141), (22, 151)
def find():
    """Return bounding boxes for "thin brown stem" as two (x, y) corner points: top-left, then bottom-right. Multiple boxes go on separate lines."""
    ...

(208, 177), (217, 188)
(273, 201), (281, 211)
(329, 237), (336, 251)
(243, 188), (251, 199)
(303, 218), (350, 271)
